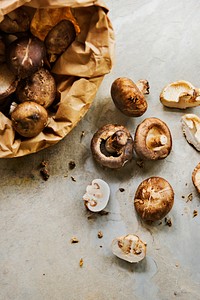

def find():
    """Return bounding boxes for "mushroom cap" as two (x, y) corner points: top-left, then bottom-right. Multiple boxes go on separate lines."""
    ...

(83, 179), (110, 212)
(134, 176), (174, 222)
(11, 101), (48, 138)
(111, 234), (146, 263)
(134, 117), (172, 160)
(111, 77), (148, 117)
(0, 7), (30, 33)
(160, 80), (200, 109)
(181, 113), (200, 151)
(0, 63), (18, 101)
(192, 163), (200, 193)
(91, 124), (134, 169)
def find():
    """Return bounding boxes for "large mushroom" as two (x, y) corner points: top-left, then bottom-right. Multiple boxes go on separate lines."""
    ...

(181, 114), (200, 151)
(91, 124), (134, 169)
(192, 163), (200, 193)
(111, 77), (149, 117)
(134, 177), (174, 222)
(160, 80), (200, 109)
(134, 117), (172, 160)
(111, 234), (146, 263)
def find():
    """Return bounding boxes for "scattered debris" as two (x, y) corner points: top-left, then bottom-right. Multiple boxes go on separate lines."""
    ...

(119, 188), (125, 192)
(40, 160), (50, 181)
(136, 160), (144, 168)
(69, 161), (76, 170)
(165, 217), (172, 227)
(79, 258), (83, 267)
(186, 193), (193, 202)
(181, 195), (185, 199)
(71, 176), (76, 182)
(98, 231), (103, 239)
(80, 130), (85, 141)
(100, 245), (103, 248)
(71, 237), (79, 244)
(193, 210), (198, 218)
(175, 263), (179, 267)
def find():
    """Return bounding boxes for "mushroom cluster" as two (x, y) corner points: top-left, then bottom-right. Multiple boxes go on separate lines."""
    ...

(0, 7), (77, 138)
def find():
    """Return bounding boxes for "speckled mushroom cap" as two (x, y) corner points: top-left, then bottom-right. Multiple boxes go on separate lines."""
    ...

(91, 124), (134, 169)
(134, 117), (172, 160)
(134, 176), (174, 222)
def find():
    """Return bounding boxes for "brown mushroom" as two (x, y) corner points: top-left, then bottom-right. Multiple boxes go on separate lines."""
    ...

(0, 36), (5, 63)
(0, 63), (18, 101)
(16, 68), (56, 108)
(192, 163), (200, 193)
(0, 7), (30, 34)
(111, 77), (149, 117)
(91, 124), (134, 169)
(134, 176), (174, 222)
(11, 101), (48, 138)
(134, 117), (172, 160)
(7, 36), (46, 79)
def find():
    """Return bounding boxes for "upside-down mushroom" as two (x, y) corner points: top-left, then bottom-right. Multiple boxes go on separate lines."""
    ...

(192, 163), (200, 193)
(181, 114), (200, 151)
(134, 117), (172, 160)
(91, 124), (134, 169)
(111, 77), (149, 117)
(160, 80), (200, 109)
(134, 177), (174, 222)
(111, 234), (146, 263)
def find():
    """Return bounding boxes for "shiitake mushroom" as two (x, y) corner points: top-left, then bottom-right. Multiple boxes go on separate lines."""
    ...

(0, 63), (18, 100)
(16, 68), (56, 108)
(11, 101), (48, 138)
(7, 36), (46, 78)
(0, 7), (30, 34)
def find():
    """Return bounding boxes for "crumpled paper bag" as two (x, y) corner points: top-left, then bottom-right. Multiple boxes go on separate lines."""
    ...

(0, 0), (115, 157)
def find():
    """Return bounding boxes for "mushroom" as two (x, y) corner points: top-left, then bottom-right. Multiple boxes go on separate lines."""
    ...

(0, 7), (30, 33)
(7, 36), (46, 79)
(111, 77), (149, 117)
(111, 234), (146, 263)
(11, 101), (48, 138)
(91, 124), (134, 169)
(160, 80), (200, 109)
(0, 63), (18, 101)
(16, 68), (56, 108)
(0, 36), (5, 63)
(192, 163), (200, 193)
(83, 179), (110, 212)
(181, 114), (200, 151)
(134, 117), (172, 160)
(134, 177), (174, 222)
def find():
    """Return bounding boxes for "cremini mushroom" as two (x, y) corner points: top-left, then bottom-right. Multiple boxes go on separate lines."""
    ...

(0, 63), (18, 101)
(134, 177), (174, 222)
(160, 80), (200, 109)
(181, 114), (200, 151)
(111, 234), (146, 263)
(83, 179), (110, 212)
(91, 124), (134, 169)
(192, 163), (200, 193)
(134, 117), (172, 160)
(111, 77), (149, 117)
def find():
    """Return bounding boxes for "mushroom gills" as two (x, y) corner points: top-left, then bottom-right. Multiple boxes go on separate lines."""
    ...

(83, 179), (110, 212)
(111, 234), (146, 263)
(181, 114), (200, 151)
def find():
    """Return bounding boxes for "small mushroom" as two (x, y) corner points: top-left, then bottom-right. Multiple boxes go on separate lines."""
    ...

(134, 177), (174, 222)
(181, 114), (200, 151)
(0, 63), (18, 101)
(111, 77), (149, 117)
(16, 68), (56, 108)
(0, 7), (30, 33)
(91, 124), (134, 169)
(7, 36), (46, 79)
(83, 179), (110, 212)
(111, 234), (146, 263)
(192, 163), (200, 193)
(160, 80), (200, 109)
(134, 117), (172, 160)
(11, 101), (48, 138)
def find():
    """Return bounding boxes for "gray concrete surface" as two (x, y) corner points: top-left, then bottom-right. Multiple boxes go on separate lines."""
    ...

(1, 0), (200, 299)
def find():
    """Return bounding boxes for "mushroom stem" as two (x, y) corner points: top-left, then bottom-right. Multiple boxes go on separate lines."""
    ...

(105, 130), (128, 153)
(136, 79), (150, 95)
(147, 134), (167, 148)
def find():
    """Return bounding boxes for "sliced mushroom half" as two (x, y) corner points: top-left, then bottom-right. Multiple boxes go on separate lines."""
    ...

(192, 163), (200, 193)
(91, 124), (134, 169)
(134, 117), (172, 160)
(111, 234), (146, 263)
(83, 179), (110, 212)
(134, 177), (174, 222)
(160, 80), (200, 109)
(181, 114), (200, 151)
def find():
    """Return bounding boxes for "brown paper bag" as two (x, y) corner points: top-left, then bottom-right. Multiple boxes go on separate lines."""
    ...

(0, 0), (115, 158)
